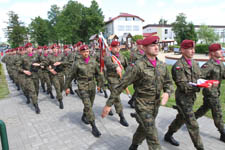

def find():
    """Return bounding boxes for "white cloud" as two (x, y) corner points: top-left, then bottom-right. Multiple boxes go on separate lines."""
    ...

(0, 0), (10, 3)
(136, 0), (146, 7)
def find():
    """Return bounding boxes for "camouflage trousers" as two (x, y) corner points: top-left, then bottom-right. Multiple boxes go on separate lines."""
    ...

(50, 72), (64, 100)
(42, 71), (52, 93)
(167, 92), (204, 150)
(97, 74), (107, 91)
(79, 89), (96, 122)
(108, 82), (123, 114)
(132, 96), (161, 150)
(24, 77), (38, 104)
(64, 69), (72, 89)
(195, 96), (224, 133)
(38, 69), (45, 90)
(18, 73), (28, 97)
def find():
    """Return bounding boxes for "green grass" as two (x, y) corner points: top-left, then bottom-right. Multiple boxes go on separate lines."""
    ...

(125, 65), (225, 121)
(0, 63), (9, 99)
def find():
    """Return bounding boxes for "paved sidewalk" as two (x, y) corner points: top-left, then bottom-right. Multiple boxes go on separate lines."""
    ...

(0, 63), (225, 150)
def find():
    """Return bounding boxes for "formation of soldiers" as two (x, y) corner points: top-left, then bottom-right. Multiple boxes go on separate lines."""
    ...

(1, 36), (225, 150)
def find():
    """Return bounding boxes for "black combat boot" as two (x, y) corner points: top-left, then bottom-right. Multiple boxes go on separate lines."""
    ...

(99, 88), (103, 93)
(90, 121), (101, 137)
(70, 87), (74, 95)
(103, 90), (108, 98)
(59, 100), (64, 109)
(17, 84), (20, 91)
(129, 144), (138, 150)
(42, 85), (46, 93)
(119, 112), (129, 127)
(74, 80), (77, 84)
(49, 91), (55, 99)
(34, 104), (40, 114)
(26, 96), (30, 104)
(164, 131), (179, 146)
(108, 110), (113, 116)
(220, 130), (225, 142)
(128, 96), (135, 108)
(81, 114), (89, 124)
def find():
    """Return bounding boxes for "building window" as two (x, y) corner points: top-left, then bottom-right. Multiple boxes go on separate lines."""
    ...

(165, 29), (168, 34)
(133, 25), (139, 31)
(126, 17), (132, 21)
(118, 25), (125, 31)
(126, 25), (132, 31)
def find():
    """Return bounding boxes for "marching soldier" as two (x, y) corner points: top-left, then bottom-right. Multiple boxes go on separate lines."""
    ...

(65, 45), (102, 137)
(37, 46), (46, 93)
(103, 41), (129, 127)
(164, 40), (216, 150)
(194, 43), (225, 142)
(102, 36), (173, 150)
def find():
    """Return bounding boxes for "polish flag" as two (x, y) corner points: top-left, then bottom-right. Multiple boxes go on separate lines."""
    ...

(189, 79), (219, 88)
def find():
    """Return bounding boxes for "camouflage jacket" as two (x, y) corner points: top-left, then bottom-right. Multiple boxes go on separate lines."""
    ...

(62, 52), (74, 69)
(106, 55), (173, 107)
(65, 56), (102, 90)
(104, 52), (128, 84)
(130, 49), (144, 63)
(45, 53), (65, 73)
(201, 59), (225, 97)
(172, 56), (202, 94)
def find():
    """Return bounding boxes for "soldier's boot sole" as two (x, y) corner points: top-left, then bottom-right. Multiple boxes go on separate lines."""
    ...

(91, 122), (101, 137)
(164, 133), (180, 146)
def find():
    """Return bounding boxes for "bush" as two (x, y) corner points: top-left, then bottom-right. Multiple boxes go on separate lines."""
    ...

(195, 44), (209, 54)
(168, 45), (180, 50)
(0, 63), (2, 75)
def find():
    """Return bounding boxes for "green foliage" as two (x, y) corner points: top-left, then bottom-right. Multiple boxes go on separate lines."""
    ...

(120, 50), (131, 60)
(197, 25), (220, 45)
(195, 44), (209, 54)
(172, 13), (198, 44)
(5, 11), (28, 48)
(132, 35), (143, 42)
(29, 16), (50, 46)
(0, 63), (9, 99)
(159, 18), (168, 25)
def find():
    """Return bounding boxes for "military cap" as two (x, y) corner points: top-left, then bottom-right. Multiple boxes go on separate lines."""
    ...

(136, 39), (143, 45)
(80, 45), (89, 51)
(142, 36), (159, 46)
(37, 46), (42, 49)
(111, 41), (120, 47)
(43, 45), (48, 50)
(209, 43), (221, 52)
(180, 40), (195, 49)
(76, 41), (83, 47)
(64, 45), (69, 49)
(51, 43), (60, 49)
(24, 42), (32, 48)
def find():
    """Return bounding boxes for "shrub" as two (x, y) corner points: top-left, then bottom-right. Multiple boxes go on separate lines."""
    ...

(121, 50), (131, 60)
(195, 44), (209, 54)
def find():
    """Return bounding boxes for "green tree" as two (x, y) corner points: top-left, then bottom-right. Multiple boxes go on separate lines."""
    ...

(172, 13), (198, 44)
(5, 11), (27, 48)
(29, 16), (50, 46)
(48, 4), (61, 44)
(132, 35), (143, 42)
(197, 25), (219, 45)
(159, 18), (168, 25)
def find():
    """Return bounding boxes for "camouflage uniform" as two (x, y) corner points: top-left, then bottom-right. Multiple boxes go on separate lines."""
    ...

(166, 56), (204, 150)
(107, 55), (173, 150)
(104, 51), (129, 114)
(195, 59), (225, 135)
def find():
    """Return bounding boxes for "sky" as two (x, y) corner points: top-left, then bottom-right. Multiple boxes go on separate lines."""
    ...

(0, 0), (225, 42)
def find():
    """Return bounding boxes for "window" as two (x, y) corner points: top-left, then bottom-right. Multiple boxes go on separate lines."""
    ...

(118, 25), (124, 31)
(126, 25), (132, 31)
(133, 25), (139, 31)
(165, 29), (168, 34)
(126, 17), (132, 21)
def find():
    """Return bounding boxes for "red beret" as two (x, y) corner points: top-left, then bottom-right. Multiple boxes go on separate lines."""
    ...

(43, 45), (48, 50)
(209, 43), (221, 52)
(64, 45), (69, 49)
(142, 36), (159, 46)
(76, 41), (83, 47)
(136, 39), (143, 45)
(51, 43), (60, 49)
(180, 40), (195, 49)
(111, 41), (120, 47)
(24, 42), (32, 48)
(37, 46), (42, 49)
(80, 45), (89, 51)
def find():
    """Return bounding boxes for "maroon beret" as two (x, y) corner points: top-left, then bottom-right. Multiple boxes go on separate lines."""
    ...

(51, 43), (60, 49)
(209, 43), (221, 52)
(136, 39), (143, 45)
(80, 45), (89, 51)
(180, 40), (195, 49)
(37, 46), (42, 49)
(142, 36), (159, 46)
(64, 45), (69, 49)
(43, 45), (48, 50)
(24, 42), (32, 48)
(111, 41), (120, 47)
(76, 41), (83, 47)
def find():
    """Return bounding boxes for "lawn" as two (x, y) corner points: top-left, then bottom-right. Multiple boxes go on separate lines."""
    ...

(125, 65), (225, 121)
(0, 63), (9, 99)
